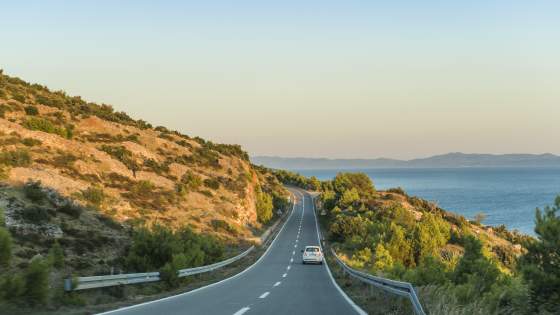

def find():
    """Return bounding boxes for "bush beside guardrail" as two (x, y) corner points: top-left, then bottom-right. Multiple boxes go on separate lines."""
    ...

(64, 198), (293, 292)
(64, 246), (254, 291)
(310, 194), (425, 315)
(330, 248), (426, 315)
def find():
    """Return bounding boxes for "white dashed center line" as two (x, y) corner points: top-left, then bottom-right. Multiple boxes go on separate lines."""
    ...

(282, 273), (287, 278)
(259, 292), (270, 299)
(290, 258), (294, 263)
(274, 281), (281, 287)
(287, 265), (291, 270)
(233, 307), (251, 315)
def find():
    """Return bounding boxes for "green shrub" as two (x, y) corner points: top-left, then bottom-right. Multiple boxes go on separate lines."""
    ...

(256, 189), (273, 224)
(52, 153), (78, 168)
(48, 241), (64, 268)
(272, 169), (320, 190)
(0, 136), (21, 146)
(373, 243), (394, 271)
(452, 236), (500, 295)
(187, 147), (221, 168)
(211, 219), (237, 235)
(519, 195), (560, 312)
(175, 139), (192, 148)
(408, 256), (449, 286)
(482, 276), (530, 314)
(21, 137), (42, 146)
(160, 254), (188, 288)
(271, 192), (289, 213)
(413, 213), (450, 263)
(52, 289), (86, 307)
(24, 105), (39, 116)
(0, 227), (12, 267)
(333, 172), (375, 196)
(203, 178), (220, 190)
(0, 207), (4, 226)
(125, 224), (222, 273)
(329, 214), (369, 242)
(22, 117), (71, 138)
(199, 190), (213, 197)
(81, 186), (105, 206)
(0, 274), (25, 301)
(21, 206), (51, 223)
(130, 180), (155, 196)
(349, 247), (373, 269)
(389, 205), (416, 228)
(0, 149), (31, 167)
(176, 171), (202, 196)
(24, 258), (50, 305)
(100, 145), (136, 170)
(58, 202), (82, 218)
(11, 92), (26, 103)
(387, 223), (415, 267)
(339, 188), (360, 208)
(143, 158), (169, 175)
(23, 181), (47, 202)
(0, 104), (7, 118)
(158, 133), (174, 141)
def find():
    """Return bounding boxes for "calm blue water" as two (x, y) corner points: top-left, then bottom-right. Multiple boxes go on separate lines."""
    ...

(297, 168), (560, 235)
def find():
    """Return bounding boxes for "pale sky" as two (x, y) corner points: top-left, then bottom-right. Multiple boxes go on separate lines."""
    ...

(1, 1), (559, 159)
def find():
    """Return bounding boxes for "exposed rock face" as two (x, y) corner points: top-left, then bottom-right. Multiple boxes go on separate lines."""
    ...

(1, 184), (63, 238)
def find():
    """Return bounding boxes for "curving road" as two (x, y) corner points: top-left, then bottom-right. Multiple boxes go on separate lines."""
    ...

(99, 188), (365, 315)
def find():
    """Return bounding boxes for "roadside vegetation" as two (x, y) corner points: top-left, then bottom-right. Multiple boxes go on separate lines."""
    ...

(278, 171), (559, 314)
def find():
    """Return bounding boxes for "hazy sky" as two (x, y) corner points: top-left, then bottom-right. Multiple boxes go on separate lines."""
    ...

(1, 1), (559, 159)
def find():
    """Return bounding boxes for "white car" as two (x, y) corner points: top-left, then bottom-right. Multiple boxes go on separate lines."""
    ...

(302, 246), (323, 264)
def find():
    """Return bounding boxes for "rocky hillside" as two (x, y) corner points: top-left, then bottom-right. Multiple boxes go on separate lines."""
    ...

(0, 70), (288, 294)
(0, 70), (287, 236)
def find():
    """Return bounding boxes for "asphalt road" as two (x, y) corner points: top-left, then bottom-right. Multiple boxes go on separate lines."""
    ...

(99, 188), (365, 315)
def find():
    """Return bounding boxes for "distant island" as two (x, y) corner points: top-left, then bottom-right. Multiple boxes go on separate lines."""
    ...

(252, 152), (560, 170)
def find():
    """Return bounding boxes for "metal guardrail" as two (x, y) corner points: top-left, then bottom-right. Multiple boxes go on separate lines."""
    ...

(64, 198), (294, 292)
(331, 248), (426, 315)
(65, 246), (254, 291)
(177, 246), (254, 278)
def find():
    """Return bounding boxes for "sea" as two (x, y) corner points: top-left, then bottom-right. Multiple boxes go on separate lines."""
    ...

(297, 167), (560, 236)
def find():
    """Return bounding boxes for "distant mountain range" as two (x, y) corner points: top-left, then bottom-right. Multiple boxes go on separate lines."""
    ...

(251, 153), (560, 170)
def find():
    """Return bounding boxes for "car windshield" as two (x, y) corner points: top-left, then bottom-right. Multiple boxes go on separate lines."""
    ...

(306, 247), (320, 252)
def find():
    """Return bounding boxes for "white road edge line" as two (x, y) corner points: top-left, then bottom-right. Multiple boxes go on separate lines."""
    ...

(233, 307), (251, 315)
(97, 193), (298, 315)
(297, 189), (367, 315)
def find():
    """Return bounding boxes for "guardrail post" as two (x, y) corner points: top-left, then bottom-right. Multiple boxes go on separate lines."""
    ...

(64, 278), (73, 292)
